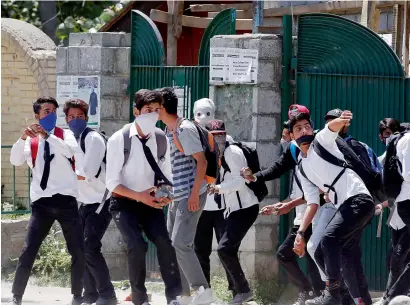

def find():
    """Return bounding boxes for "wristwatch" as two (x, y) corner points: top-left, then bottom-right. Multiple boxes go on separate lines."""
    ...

(297, 230), (305, 238)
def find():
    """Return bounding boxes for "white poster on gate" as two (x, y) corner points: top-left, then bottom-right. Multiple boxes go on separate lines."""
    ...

(210, 48), (227, 82)
(56, 75), (101, 128)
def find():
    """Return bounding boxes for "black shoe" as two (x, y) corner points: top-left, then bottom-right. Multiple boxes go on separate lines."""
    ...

(70, 296), (84, 305)
(81, 296), (98, 305)
(293, 291), (314, 305)
(95, 297), (118, 305)
(8, 296), (22, 305)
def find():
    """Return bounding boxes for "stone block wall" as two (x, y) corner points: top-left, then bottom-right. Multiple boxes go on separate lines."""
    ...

(57, 33), (131, 135)
(209, 34), (283, 280)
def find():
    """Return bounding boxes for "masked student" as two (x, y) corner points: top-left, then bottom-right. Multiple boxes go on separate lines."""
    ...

(304, 109), (380, 305)
(157, 88), (217, 305)
(291, 110), (374, 305)
(9, 97), (85, 305)
(243, 105), (325, 305)
(63, 99), (117, 305)
(375, 118), (410, 305)
(191, 98), (233, 292)
(105, 89), (182, 305)
(203, 120), (259, 305)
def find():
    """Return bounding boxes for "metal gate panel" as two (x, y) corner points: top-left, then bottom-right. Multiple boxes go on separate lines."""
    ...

(293, 13), (408, 291)
(130, 10), (165, 66)
(198, 8), (236, 66)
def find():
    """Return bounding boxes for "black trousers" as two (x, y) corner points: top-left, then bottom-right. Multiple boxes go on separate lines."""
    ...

(277, 224), (324, 294)
(80, 200), (115, 300)
(194, 209), (233, 288)
(12, 194), (85, 297)
(110, 197), (182, 305)
(314, 194), (374, 299)
(217, 205), (259, 295)
(385, 200), (410, 302)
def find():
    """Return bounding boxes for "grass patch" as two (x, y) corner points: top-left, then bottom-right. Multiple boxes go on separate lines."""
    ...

(211, 275), (232, 303)
(7, 227), (71, 287)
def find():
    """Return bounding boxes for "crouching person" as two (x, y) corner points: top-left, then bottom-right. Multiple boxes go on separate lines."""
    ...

(9, 97), (85, 305)
(206, 120), (259, 305)
(105, 89), (182, 305)
(64, 99), (117, 305)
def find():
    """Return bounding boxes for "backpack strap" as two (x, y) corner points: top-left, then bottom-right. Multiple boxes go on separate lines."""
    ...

(122, 123), (133, 166)
(80, 127), (93, 154)
(312, 139), (347, 205)
(290, 143), (299, 162)
(154, 128), (167, 161)
(172, 117), (186, 153)
(30, 137), (39, 167)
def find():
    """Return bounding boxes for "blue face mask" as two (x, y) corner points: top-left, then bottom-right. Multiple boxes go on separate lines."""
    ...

(39, 112), (57, 132)
(68, 118), (87, 139)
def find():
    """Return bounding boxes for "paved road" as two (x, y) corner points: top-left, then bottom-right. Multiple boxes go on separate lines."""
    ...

(1, 282), (167, 305)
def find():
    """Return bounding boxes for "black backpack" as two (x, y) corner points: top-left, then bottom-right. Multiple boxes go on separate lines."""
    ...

(221, 142), (268, 203)
(80, 127), (108, 178)
(299, 136), (384, 205)
(383, 131), (409, 201)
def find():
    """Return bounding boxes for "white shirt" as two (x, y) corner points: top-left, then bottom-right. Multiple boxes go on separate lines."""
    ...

(10, 129), (78, 202)
(106, 123), (172, 193)
(218, 144), (259, 218)
(75, 130), (110, 204)
(204, 134), (234, 211)
(389, 205), (406, 230)
(290, 167), (307, 226)
(299, 124), (371, 208)
(395, 132), (410, 203)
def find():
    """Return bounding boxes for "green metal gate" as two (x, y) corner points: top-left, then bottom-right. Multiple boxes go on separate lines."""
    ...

(282, 13), (410, 290)
(129, 9), (236, 273)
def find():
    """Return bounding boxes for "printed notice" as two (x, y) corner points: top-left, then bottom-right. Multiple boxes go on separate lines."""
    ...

(209, 47), (258, 84)
(56, 75), (100, 128)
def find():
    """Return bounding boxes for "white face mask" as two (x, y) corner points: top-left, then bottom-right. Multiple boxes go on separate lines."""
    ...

(134, 112), (159, 136)
(280, 138), (290, 151)
(385, 134), (394, 146)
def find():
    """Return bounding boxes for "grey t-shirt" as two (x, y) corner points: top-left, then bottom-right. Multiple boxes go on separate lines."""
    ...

(167, 120), (207, 201)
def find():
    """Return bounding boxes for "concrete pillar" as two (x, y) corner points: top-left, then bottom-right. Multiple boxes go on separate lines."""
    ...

(56, 32), (131, 136)
(209, 34), (283, 281)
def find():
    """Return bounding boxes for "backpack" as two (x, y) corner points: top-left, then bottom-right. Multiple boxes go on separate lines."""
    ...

(173, 118), (219, 185)
(344, 136), (383, 175)
(221, 142), (268, 202)
(80, 127), (108, 178)
(30, 127), (75, 170)
(299, 136), (384, 205)
(122, 123), (167, 165)
(383, 131), (409, 201)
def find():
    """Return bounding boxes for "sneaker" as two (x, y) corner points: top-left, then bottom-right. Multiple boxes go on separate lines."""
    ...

(306, 292), (325, 305)
(230, 291), (254, 305)
(292, 291), (314, 305)
(169, 300), (184, 305)
(81, 297), (98, 305)
(95, 297), (118, 305)
(70, 296), (85, 305)
(178, 296), (193, 305)
(190, 287), (217, 305)
(8, 296), (22, 305)
(317, 290), (340, 305)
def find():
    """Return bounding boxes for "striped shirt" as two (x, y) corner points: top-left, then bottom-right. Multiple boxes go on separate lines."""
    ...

(167, 120), (207, 201)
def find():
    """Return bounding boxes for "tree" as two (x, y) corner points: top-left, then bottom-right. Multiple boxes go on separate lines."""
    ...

(1, 0), (130, 45)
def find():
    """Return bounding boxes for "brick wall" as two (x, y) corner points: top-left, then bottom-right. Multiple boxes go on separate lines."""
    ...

(1, 42), (40, 205)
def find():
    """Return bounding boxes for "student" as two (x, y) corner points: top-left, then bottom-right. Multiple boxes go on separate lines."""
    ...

(243, 105), (324, 305)
(192, 98), (231, 289)
(64, 99), (117, 305)
(9, 97), (85, 305)
(291, 111), (374, 305)
(105, 89), (182, 305)
(205, 120), (258, 305)
(379, 123), (410, 305)
(306, 109), (376, 305)
(378, 118), (401, 165)
(158, 87), (216, 305)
